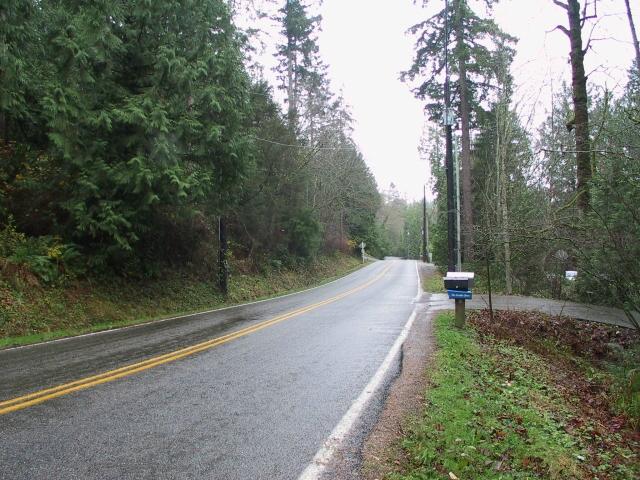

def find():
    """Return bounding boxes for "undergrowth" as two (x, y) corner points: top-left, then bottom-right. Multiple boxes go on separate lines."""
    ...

(469, 310), (640, 430)
(0, 253), (364, 348)
(391, 313), (639, 480)
(420, 264), (445, 293)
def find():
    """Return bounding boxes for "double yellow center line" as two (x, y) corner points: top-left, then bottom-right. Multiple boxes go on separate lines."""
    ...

(0, 264), (391, 416)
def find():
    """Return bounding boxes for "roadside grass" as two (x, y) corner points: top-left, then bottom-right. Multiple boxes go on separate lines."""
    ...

(390, 313), (639, 480)
(468, 309), (640, 432)
(606, 344), (640, 426)
(0, 253), (365, 349)
(421, 266), (445, 293)
(538, 339), (640, 431)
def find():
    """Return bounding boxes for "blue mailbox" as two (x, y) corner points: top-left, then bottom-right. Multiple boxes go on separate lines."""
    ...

(444, 272), (474, 300)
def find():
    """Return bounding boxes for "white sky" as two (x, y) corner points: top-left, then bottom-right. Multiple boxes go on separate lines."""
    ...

(245, 0), (639, 201)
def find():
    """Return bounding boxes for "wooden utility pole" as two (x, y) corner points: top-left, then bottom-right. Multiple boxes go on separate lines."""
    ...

(422, 185), (428, 262)
(446, 116), (455, 272)
(453, 0), (474, 260)
(445, 0), (456, 272)
(455, 151), (462, 272)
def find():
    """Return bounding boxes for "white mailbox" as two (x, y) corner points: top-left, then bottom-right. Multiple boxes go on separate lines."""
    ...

(443, 271), (475, 291)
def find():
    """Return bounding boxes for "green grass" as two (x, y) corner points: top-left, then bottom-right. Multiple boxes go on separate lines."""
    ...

(391, 313), (638, 480)
(603, 344), (640, 428)
(422, 270), (445, 293)
(0, 253), (365, 349)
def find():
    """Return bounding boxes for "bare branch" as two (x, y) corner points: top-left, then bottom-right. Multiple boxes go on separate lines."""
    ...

(580, 0), (597, 28)
(581, 13), (607, 55)
(552, 24), (571, 37)
(552, 0), (569, 10)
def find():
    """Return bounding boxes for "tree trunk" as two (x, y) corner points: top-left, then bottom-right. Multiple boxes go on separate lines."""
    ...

(559, 0), (592, 211)
(624, 0), (640, 70)
(285, 0), (297, 133)
(500, 132), (513, 295)
(0, 112), (6, 144)
(286, 45), (297, 131)
(454, 0), (474, 261)
(486, 248), (494, 322)
(496, 104), (513, 295)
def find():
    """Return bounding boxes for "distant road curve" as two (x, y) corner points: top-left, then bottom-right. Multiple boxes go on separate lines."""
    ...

(427, 292), (636, 328)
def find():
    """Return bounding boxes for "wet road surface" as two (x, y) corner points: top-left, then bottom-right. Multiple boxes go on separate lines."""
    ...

(0, 259), (420, 479)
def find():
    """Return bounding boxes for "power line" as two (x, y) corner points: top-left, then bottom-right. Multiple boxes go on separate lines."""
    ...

(538, 147), (639, 154)
(249, 135), (358, 151)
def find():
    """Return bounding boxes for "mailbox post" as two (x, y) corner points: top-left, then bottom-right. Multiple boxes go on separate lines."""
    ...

(444, 272), (474, 328)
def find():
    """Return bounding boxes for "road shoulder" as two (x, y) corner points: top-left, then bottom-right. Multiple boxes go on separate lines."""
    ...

(359, 304), (436, 480)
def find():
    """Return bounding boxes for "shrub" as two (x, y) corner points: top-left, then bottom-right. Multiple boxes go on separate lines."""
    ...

(0, 221), (82, 284)
(287, 209), (322, 259)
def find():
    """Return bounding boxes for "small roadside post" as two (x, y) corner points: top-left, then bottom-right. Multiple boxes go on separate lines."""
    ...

(218, 216), (228, 296)
(360, 241), (366, 263)
(444, 272), (474, 328)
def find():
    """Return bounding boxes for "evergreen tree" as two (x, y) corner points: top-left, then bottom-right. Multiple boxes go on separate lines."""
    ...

(537, 85), (579, 208)
(572, 71), (640, 328)
(403, 0), (515, 260)
(0, 0), (41, 144)
(230, 80), (305, 260)
(2, 0), (251, 270)
(275, 0), (323, 133)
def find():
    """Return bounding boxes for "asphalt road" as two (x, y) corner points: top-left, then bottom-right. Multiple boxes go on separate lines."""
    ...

(428, 293), (636, 327)
(0, 259), (420, 480)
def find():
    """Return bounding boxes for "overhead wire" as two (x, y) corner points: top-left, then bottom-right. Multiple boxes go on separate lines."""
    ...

(249, 135), (359, 151)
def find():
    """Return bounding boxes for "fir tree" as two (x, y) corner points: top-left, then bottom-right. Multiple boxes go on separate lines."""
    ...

(403, 0), (516, 260)
(274, 0), (323, 133)
(37, 0), (252, 264)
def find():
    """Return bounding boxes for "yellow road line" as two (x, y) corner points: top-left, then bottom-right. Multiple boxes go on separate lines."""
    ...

(0, 264), (391, 415)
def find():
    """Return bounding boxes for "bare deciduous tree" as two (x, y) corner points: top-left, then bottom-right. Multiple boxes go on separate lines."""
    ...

(553, 0), (595, 211)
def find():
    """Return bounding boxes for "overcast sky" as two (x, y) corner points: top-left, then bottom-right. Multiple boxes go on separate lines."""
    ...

(248, 0), (639, 201)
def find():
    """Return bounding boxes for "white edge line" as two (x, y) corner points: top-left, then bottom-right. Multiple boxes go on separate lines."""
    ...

(297, 260), (422, 480)
(413, 260), (422, 302)
(3, 260), (382, 352)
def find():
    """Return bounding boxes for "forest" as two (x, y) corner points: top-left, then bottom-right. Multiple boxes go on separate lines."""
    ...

(402, 0), (640, 329)
(1, 0), (639, 334)
(0, 1), (400, 288)
(2, 2), (639, 477)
